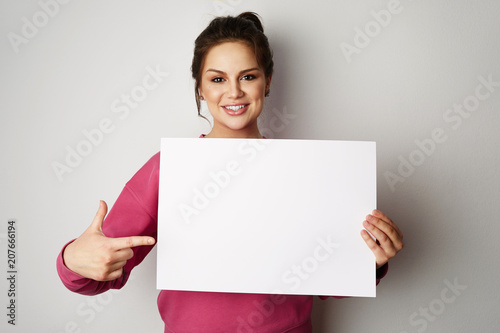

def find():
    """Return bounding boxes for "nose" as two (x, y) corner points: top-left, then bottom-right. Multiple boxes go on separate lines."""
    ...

(228, 80), (244, 98)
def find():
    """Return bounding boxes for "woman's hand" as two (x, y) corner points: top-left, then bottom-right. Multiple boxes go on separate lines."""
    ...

(62, 201), (155, 281)
(361, 209), (403, 269)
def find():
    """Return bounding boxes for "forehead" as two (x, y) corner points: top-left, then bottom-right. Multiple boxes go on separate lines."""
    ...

(203, 41), (260, 72)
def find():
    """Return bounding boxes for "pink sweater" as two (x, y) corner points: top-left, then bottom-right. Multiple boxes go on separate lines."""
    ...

(57, 138), (387, 333)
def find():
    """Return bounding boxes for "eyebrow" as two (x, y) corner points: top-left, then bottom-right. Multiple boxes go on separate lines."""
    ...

(205, 68), (261, 75)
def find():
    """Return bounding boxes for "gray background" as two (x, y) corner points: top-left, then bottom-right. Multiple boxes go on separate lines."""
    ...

(1, 0), (499, 332)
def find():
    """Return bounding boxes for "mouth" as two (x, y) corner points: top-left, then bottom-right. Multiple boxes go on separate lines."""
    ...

(222, 104), (249, 116)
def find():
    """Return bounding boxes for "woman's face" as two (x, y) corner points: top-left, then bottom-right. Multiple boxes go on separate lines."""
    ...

(199, 41), (271, 138)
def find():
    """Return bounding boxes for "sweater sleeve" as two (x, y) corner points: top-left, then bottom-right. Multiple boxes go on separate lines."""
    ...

(56, 152), (160, 295)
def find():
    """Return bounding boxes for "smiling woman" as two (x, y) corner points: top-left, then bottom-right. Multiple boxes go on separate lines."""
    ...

(57, 11), (403, 333)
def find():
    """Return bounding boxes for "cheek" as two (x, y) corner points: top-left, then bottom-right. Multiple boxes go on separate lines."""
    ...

(205, 84), (224, 98)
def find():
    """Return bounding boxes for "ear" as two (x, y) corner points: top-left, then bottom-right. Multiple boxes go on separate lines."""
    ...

(266, 74), (273, 88)
(265, 74), (273, 97)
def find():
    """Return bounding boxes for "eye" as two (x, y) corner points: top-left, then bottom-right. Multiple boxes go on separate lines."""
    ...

(211, 77), (225, 83)
(241, 74), (256, 81)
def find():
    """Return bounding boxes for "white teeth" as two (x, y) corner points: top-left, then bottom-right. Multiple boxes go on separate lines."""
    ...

(224, 105), (245, 111)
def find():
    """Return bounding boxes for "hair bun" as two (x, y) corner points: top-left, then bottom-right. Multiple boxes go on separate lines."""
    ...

(237, 12), (264, 33)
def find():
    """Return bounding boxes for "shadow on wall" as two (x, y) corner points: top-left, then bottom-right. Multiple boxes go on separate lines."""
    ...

(258, 29), (295, 139)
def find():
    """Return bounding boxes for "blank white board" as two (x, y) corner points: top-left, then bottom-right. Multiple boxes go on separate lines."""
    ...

(157, 138), (376, 297)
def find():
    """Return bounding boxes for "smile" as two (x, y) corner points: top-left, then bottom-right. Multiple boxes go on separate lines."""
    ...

(222, 104), (249, 116)
(223, 104), (247, 111)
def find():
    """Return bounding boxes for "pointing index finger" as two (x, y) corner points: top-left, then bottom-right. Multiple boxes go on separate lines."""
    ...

(111, 236), (156, 250)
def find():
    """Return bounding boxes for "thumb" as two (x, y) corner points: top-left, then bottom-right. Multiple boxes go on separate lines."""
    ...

(89, 200), (108, 233)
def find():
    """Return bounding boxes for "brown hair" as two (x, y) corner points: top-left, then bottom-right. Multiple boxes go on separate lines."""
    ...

(191, 12), (274, 118)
